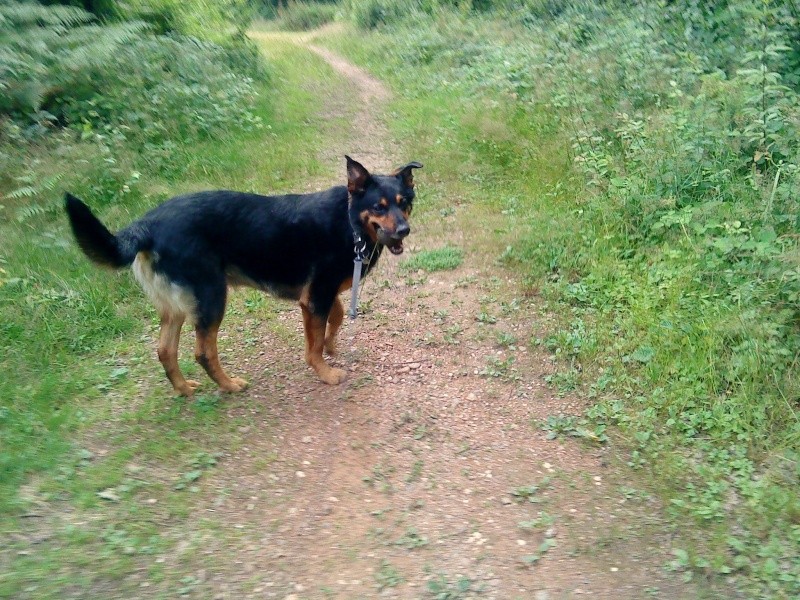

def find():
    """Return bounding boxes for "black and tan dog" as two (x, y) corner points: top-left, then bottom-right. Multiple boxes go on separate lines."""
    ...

(65, 156), (422, 395)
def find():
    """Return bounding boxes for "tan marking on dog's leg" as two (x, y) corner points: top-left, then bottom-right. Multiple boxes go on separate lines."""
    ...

(157, 314), (197, 396)
(195, 324), (248, 393)
(299, 296), (346, 385)
(325, 297), (344, 356)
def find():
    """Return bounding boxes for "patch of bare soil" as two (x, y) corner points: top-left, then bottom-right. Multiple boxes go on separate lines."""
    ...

(164, 36), (706, 600)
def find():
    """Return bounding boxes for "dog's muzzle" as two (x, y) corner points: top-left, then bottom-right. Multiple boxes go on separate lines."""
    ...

(380, 223), (410, 255)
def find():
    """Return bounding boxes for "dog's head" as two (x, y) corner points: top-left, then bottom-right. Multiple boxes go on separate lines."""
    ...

(346, 155), (422, 256)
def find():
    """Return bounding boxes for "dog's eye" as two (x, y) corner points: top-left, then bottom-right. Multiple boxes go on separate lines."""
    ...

(373, 203), (387, 213)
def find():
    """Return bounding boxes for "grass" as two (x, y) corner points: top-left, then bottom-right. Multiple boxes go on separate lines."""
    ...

(401, 246), (463, 272)
(0, 37), (348, 597)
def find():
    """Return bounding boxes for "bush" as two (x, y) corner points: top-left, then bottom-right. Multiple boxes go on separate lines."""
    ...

(115, 0), (256, 40)
(0, 1), (266, 148)
(347, 0), (421, 29)
(275, 1), (339, 30)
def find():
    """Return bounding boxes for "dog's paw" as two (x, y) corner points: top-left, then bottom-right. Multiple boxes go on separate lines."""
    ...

(319, 367), (347, 385)
(174, 381), (198, 397)
(220, 377), (249, 393)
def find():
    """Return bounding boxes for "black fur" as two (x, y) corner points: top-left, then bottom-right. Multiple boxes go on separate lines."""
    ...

(65, 156), (422, 392)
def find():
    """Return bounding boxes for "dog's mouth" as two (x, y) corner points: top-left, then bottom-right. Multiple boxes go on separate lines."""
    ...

(376, 228), (406, 255)
(387, 238), (404, 255)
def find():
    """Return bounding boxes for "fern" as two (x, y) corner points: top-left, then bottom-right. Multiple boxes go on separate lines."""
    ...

(5, 171), (64, 222)
(0, 2), (150, 116)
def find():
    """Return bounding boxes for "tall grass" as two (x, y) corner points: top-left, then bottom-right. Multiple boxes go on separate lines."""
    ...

(328, 0), (800, 595)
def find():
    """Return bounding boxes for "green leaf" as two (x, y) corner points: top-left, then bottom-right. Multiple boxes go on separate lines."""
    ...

(630, 346), (655, 364)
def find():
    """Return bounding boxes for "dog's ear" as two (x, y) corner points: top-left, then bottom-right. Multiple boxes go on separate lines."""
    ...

(346, 155), (371, 194)
(391, 161), (423, 188)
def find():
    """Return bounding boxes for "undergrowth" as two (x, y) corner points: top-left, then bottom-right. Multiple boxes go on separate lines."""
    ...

(325, 0), (800, 596)
(271, 1), (339, 30)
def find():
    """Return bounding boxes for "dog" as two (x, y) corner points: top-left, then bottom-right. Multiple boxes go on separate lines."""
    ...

(65, 156), (422, 396)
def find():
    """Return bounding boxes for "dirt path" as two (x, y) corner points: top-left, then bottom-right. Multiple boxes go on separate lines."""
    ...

(189, 32), (701, 599)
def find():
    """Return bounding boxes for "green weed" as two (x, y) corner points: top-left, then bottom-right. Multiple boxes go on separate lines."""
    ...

(426, 573), (476, 599)
(401, 246), (463, 273)
(375, 559), (404, 590)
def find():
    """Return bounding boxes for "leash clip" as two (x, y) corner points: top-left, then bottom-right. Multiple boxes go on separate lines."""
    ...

(349, 256), (363, 320)
(349, 234), (367, 320)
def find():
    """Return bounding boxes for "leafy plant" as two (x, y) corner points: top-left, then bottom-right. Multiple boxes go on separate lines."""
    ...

(426, 573), (475, 599)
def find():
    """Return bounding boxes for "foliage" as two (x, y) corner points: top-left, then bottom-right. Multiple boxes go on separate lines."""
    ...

(346, 0), (423, 29)
(112, 0), (255, 40)
(0, 1), (266, 167)
(321, 0), (800, 595)
(273, 1), (339, 30)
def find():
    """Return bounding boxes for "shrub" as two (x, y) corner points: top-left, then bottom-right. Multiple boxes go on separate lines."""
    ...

(347, 0), (421, 29)
(0, 1), (266, 149)
(276, 1), (339, 30)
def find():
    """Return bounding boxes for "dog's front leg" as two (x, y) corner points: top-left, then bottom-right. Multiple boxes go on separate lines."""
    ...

(324, 297), (344, 356)
(299, 295), (346, 385)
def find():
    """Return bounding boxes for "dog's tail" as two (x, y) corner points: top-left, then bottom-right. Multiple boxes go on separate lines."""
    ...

(64, 193), (145, 268)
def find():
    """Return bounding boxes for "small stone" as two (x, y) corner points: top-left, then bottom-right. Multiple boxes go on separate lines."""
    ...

(302, 436), (312, 443)
(146, 498), (157, 504)
(295, 471), (305, 478)
(610, 567), (618, 572)
(545, 527), (557, 538)
(501, 497), (512, 505)
(467, 393), (477, 401)
(516, 539), (527, 546)
(535, 592), (549, 600)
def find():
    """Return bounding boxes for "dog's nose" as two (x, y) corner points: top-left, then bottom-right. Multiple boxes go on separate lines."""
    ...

(395, 223), (410, 238)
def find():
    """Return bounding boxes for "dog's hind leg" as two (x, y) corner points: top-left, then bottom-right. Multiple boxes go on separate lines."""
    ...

(194, 323), (248, 392)
(158, 313), (199, 396)
(324, 297), (344, 356)
(192, 281), (248, 393)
